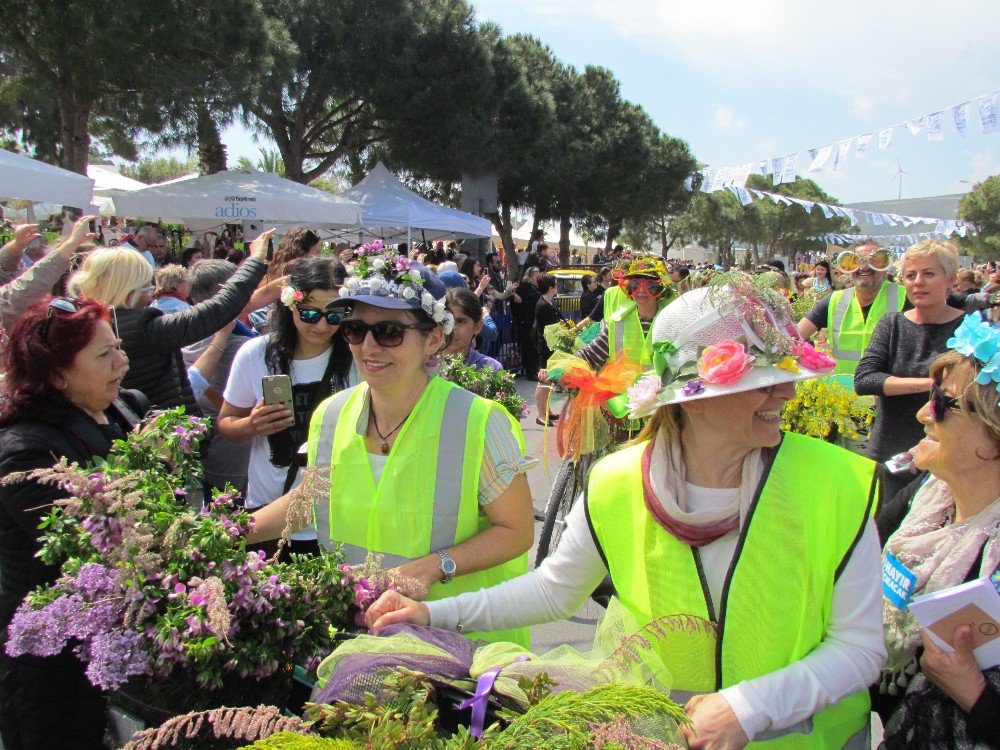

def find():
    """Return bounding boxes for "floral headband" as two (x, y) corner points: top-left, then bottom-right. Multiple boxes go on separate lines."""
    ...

(946, 314), (1000, 402)
(339, 240), (455, 335)
(279, 285), (305, 307)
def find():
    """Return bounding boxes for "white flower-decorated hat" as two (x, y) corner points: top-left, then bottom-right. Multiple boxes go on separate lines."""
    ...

(626, 271), (837, 416)
(327, 240), (454, 334)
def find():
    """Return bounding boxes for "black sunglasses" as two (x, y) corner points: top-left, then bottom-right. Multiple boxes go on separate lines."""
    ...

(39, 297), (78, 340)
(929, 382), (975, 422)
(340, 319), (433, 348)
(297, 307), (346, 326)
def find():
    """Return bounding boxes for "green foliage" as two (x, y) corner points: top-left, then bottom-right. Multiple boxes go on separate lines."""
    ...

(242, 732), (360, 749)
(119, 156), (198, 185)
(743, 175), (850, 258)
(958, 175), (1000, 259)
(437, 356), (528, 420)
(781, 377), (873, 440)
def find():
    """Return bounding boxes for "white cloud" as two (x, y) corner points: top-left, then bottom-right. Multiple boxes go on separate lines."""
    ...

(712, 106), (746, 131)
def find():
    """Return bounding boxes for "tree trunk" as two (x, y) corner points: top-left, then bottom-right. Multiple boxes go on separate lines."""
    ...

(57, 88), (91, 176)
(491, 200), (519, 279)
(752, 243), (762, 265)
(196, 103), (227, 175)
(605, 218), (622, 252)
(559, 214), (571, 266)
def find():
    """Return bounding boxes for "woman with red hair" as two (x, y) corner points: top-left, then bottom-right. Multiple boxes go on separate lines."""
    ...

(0, 296), (144, 750)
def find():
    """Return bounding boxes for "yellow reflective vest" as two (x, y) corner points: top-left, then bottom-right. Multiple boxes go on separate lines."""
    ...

(604, 286), (665, 367)
(827, 282), (905, 375)
(308, 376), (529, 647)
(587, 432), (876, 749)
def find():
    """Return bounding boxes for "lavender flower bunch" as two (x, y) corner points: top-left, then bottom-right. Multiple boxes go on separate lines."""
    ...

(4, 409), (358, 693)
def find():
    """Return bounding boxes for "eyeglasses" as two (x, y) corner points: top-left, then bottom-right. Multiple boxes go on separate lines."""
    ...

(340, 319), (433, 348)
(39, 297), (78, 340)
(621, 277), (666, 298)
(297, 307), (346, 326)
(928, 382), (976, 422)
(835, 248), (892, 274)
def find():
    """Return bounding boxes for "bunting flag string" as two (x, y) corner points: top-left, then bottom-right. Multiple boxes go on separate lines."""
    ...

(820, 231), (974, 247)
(700, 89), (999, 190)
(726, 185), (978, 239)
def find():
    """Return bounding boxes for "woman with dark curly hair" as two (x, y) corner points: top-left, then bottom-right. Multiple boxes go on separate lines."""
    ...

(262, 227), (322, 284)
(218, 256), (355, 560)
(0, 296), (144, 750)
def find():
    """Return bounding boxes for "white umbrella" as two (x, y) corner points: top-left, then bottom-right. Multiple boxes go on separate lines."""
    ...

(108, 168), (361, 228)
(0, 149), (95, 209)
(88, 164), (148, 195)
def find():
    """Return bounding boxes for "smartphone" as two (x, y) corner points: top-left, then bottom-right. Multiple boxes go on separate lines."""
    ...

(88, 219), (97, 233)
(266, 237), (274, 261)
(261, 375), (294, 420)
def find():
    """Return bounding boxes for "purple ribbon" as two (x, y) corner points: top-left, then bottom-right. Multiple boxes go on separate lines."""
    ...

(457, 655), (529, 738)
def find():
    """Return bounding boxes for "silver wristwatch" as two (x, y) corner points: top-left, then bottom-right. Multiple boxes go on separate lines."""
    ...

(436, 548), (457, 584)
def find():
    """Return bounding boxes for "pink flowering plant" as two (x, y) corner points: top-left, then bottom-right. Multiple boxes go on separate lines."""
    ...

(3, 409), (368, 693)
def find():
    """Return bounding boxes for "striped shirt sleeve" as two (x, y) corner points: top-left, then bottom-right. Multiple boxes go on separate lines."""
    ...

(478, 406), (536, 506)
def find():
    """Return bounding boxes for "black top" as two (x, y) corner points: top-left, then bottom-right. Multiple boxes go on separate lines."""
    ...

(580, 288), (602, 320)
(0, 391), (146, 631)
(854, 312), (963, 462)
(512, 282), (541, 327)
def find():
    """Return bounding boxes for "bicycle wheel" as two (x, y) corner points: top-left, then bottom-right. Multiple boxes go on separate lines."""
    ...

(534, 457), (579, 568)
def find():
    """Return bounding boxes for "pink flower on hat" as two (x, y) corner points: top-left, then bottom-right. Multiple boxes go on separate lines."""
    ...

(794, 341), (835, 372)
(697, 340), (754, 385)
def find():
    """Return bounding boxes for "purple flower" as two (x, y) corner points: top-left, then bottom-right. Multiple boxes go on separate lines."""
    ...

(84, 629), (149, 691)
(681, 379), (706, 397)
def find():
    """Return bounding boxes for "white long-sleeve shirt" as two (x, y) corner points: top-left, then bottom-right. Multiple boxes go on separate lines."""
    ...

(425, 488), (886, 741)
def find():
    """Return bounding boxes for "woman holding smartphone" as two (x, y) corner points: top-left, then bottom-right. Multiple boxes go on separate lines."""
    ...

(218, 256), (355, 560)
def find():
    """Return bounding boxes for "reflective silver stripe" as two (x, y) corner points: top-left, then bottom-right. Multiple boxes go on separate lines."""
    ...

(612, 318), (625, 356)
(430, 387), (476, 553)
(340, 542), (410, 568)
(830, 289), (855, 360)
(885, 281), (899, 311)
(754, 718), (813, 741)
(842, 724), (870, 750)
(312, 387), (358, 549)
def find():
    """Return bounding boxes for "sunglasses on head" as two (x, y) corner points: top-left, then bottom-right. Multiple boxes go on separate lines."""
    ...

(297, 307), (346, 326)
(340, 319), (433, 348)
(39, 297), (78, 340)
(621, 277), (666, 298)
(835, 248), (892, 274)
(929, 382), (976, 422)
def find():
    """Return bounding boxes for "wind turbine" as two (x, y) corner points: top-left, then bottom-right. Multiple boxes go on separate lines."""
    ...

(891, 159), (909, 200)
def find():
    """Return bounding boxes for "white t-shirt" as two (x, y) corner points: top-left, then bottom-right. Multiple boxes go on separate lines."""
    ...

(222, 336), (336, 540)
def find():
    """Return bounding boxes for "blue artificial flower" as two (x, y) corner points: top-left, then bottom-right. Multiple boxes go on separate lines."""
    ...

(947, 314), (998, 363)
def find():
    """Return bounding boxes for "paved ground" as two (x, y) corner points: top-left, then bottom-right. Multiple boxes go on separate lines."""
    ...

(513, 376), (601, 655)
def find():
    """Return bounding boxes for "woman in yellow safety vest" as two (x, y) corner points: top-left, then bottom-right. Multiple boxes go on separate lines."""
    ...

(248, 245), (535, 647)
(366, 273), (887, 750)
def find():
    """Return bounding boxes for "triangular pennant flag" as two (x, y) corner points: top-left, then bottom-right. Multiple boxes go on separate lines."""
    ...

(905, 117), (925, 135)
(768, 192), (783, 204)
(883, 214), (898, 227)
(735, 186), (754, 206)
(879, 126), (895, 150)
(888, 214), (904, 226)
(957, 225), (970, 237)
(978, 91), (999, 135)
(830, 206), (847, 217)
(832, 139), (852, 171)
(953, 102), (970, 136)
(758, 160), (769, 177)
(855, 134), (872, 158)
(842, 208), (858, 226)
(750, 189), (765, 199)
(808, 148), (818, 161)
(791, 198), (815, 213)
(820, 203), (835, 219)
(872, 213), (885, 226)
(700, 169), (716, 192)
(808, 144), (834, 172)
(776, 194), (794, 206)
(926, 111), (944, 142)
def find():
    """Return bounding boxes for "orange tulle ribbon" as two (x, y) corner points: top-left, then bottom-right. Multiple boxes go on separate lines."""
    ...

(552, 352), (644, 461)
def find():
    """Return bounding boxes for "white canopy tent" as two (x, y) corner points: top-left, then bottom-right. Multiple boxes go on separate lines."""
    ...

(108, 168), (361, 230)
(0, 149), (95, 209)
(322, 162), (493, 244)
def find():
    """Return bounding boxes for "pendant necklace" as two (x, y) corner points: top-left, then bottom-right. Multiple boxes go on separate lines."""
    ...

(369, 399), (412, 455)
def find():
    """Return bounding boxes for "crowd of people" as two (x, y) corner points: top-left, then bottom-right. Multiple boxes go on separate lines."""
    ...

(0, 215), (995, 750)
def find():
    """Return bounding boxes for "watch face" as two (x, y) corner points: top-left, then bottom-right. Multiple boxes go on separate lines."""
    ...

(442, 558), (457, 574)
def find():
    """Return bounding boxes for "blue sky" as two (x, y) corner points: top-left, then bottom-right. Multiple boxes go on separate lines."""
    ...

(216, 0), (999, 206)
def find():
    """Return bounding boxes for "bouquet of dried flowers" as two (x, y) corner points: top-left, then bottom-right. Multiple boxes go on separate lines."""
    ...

(437, 355), (529, 421)
(2, 410), (389, 693)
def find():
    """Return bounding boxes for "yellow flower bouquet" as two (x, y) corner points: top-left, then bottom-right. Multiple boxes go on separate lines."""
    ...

(781, 377), (873, 442)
